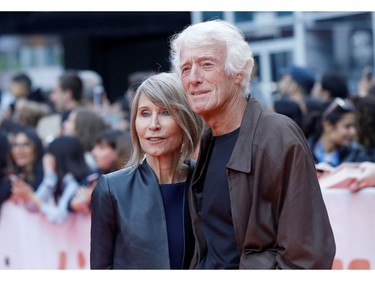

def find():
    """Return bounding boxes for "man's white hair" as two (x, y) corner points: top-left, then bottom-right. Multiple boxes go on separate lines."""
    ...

(169, 19), (254, 97)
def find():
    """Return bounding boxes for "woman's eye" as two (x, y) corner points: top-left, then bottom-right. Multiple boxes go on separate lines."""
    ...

(140, 111), (151, 117)
(162, 110), (170, 116)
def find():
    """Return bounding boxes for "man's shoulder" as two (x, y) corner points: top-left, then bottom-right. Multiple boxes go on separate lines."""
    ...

(251, 109), (307, 148)
(259, 109), (299, 130)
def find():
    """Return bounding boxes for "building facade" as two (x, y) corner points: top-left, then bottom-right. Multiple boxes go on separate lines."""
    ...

(192, 11), (375, 97)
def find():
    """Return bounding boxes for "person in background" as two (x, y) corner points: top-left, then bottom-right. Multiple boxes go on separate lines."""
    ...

(91, 129), (132, 173)
(304, 72), (350, 139)
(35, 70), (83, 145)
(0, 129), (9, 177)
(277, 65), (324, 117)
(320, 160), (375, 192)
(16, 135), (92, 224)
(357, 65), (374, 97)
(368, 83), (375, 97)
(0, 119), (25, 144)
(62, 106), (108, 170)
(5, 73), (46, 120)
(0, 88), (15, 120)
(13, 99), (51, 129)
(306, 97), (366, 167)
(11, 73), (46, 103)
(170, 19), (335, 269)
(312, 73), (350, 102)
(276, 65), (325, 137)
(69, 129), (132, 214)
(3, 127), (44, 207)
(349, 161), (375, 190)
(90, 72), (204, 269)
(78, 70), (105, 110)
(49, 70), (83, 125)
(352, 95), (375, 162)
(78, 70), (124, 130)
(0, 129), (11, 207)
(273, 96), (304, 129)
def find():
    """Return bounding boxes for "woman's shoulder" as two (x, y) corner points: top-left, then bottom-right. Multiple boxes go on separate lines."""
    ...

(94, 166), (137, 197)
(101, 166), (137, 182)
(99, 163), (153, 186)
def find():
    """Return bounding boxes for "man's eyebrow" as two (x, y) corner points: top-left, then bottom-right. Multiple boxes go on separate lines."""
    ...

(198, 54), (217, 60)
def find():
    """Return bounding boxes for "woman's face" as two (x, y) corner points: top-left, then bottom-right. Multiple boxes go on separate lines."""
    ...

(92, 140), (117, 172)
(325, 112), (357, 147)
(135, 93), (184, 160)
(11, 133), (35, 168)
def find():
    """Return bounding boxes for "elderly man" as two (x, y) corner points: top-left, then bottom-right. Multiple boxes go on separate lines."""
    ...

(169, 19), (335, 269)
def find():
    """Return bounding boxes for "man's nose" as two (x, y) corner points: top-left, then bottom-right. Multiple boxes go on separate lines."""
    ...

(189, 65), (203, 84)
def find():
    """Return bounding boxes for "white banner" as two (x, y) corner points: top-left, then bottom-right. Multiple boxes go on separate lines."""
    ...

(0, 200), (90, 269)
(322, 188), (375, 269)
(1, 188), (375, 270)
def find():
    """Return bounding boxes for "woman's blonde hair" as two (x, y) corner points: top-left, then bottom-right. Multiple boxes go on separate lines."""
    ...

(127, 72), (204, 167)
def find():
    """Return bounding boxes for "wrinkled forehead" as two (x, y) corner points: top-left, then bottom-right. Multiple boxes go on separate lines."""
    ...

(180, 37), (225, 52)
(179, 41), (227, 63)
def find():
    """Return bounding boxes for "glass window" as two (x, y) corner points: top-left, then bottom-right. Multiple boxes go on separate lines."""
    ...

(271, 51), (293, 82)
(202, 12), (224, 21)
(234, 12), (253, 23)
(276, 12), (293, 18)
(0, 35), (63, 72)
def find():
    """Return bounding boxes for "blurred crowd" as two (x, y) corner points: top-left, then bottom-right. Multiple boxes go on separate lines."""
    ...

(0, 69), (137, 222)
(1, 63), (375, 223)
(269, 65), (375, 167)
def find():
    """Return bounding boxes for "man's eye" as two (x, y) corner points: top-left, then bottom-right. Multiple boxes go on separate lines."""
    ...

(181, 66), (191, 74)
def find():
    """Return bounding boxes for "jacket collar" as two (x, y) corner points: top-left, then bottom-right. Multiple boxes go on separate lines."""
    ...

(226, 97), (263, 173)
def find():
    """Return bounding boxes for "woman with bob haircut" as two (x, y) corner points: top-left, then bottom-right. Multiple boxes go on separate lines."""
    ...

(90, 72), (204, 269)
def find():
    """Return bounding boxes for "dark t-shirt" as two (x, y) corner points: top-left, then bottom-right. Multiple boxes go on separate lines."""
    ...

(160, 182), (186, 269)
(200, 128), (240, 269)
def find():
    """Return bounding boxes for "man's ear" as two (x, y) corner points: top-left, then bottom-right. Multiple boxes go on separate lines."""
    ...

(234, 72), (244, 85)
